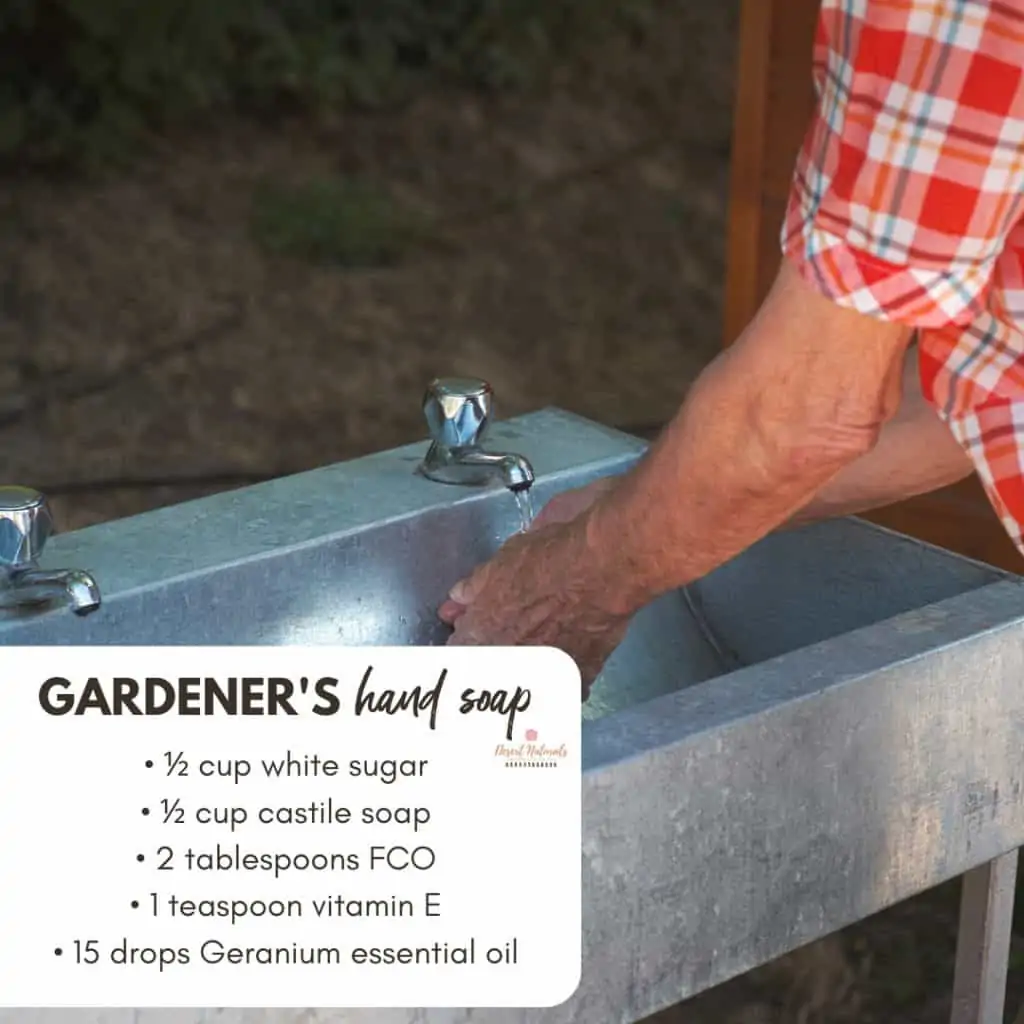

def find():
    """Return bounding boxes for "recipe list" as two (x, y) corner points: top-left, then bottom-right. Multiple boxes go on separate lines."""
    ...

(0, 645), (582, 1009)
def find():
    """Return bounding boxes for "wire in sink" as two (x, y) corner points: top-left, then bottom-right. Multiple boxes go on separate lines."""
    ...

(681, 584), (745, 672)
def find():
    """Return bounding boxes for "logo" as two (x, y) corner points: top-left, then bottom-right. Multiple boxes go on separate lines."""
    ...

(494, 728), (568, 769)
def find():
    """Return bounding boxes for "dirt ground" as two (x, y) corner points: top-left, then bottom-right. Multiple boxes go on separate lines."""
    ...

(2, 2), (1023, 1021)
(0, 1), (731, 533)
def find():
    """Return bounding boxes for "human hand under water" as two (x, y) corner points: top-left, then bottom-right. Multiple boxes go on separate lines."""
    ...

(527, 476), (617, 531)
(437, 482), (630, 699)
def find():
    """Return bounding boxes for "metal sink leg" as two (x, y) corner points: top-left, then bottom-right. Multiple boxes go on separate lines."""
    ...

(951, 849), (1019, 1024)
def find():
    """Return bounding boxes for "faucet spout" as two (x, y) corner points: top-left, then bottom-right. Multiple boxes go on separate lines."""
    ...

(1, 567), (102, 616)
(468, 450), (534, 491)
(0, 485), (102, 617)
(417, 377), (536, 491)
(421, 444), (535, 491)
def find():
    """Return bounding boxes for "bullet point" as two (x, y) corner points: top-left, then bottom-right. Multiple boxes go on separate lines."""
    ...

(131, 900), (139, 909)
(141, 808), (150, 816)
(145, 760), (153, 768)
(136, 854), (145, 863)
(54, 948), (62, 957)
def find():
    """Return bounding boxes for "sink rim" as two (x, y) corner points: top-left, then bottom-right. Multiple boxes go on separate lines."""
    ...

(6, 404), (1020, 744)
(19, 408), (645, 604)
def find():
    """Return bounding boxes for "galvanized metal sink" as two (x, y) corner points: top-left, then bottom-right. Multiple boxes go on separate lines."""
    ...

(4, 407), (1024, 1024)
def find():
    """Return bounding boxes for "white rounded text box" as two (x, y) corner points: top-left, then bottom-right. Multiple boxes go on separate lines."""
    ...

(0, 645), (582, 1010)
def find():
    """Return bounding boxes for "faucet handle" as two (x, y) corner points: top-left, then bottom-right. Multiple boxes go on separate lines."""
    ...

(0, 486), (53, 568)
(423, 377), (494, 449)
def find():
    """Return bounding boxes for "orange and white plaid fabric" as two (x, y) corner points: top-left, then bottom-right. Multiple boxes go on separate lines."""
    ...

(782, 0), (1024, 550)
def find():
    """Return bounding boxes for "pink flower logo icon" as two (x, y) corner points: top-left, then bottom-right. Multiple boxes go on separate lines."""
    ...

(525, 729), (538, 742)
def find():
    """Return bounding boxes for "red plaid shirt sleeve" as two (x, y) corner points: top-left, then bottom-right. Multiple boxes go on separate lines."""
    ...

(781, 0), (1024, 554)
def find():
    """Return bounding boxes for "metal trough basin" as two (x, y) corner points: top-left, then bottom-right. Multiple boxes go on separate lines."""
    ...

(4, 407), (1024, 1024)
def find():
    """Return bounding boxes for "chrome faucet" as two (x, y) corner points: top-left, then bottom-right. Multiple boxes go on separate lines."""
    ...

(418, 377), (535, 491)
(0, 486), (101, 616)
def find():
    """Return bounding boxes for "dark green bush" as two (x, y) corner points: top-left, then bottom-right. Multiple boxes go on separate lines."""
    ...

(0, 0), (650, 169)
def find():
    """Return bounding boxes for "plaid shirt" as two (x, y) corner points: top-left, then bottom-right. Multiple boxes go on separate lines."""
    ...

(782, 0), (1024, 552)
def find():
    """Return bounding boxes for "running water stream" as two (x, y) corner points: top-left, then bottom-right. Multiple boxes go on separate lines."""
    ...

(508, 485), (738, 675)
(512, 487), (535, 533)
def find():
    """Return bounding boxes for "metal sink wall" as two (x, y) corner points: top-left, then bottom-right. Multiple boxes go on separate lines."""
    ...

(0, 410), (724, 718)
(5, 407), (1024, 1024)
(0, 408), (1003, 717)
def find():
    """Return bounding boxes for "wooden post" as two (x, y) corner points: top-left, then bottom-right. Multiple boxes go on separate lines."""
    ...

(722, 0), (818, 347)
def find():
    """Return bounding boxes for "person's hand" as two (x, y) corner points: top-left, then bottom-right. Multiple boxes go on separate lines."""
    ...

(529, 476), (618, 531)
(437, 515), (631, 698)
(441, 475), (620, 629)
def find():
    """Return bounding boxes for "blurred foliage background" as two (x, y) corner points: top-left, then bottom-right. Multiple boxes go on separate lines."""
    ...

(0, 0), (655, 169)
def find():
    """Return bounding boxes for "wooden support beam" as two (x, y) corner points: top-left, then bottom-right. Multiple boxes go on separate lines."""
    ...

(722, 0), (818, 347)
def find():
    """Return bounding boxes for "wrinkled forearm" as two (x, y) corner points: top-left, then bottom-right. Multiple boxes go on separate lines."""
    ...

(579, 261), (913, 617)
(582, 362), (869, 615)
(787, 350), (973, 527)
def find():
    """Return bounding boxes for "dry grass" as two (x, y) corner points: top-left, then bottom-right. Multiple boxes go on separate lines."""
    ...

(0, 0), (733, 532)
